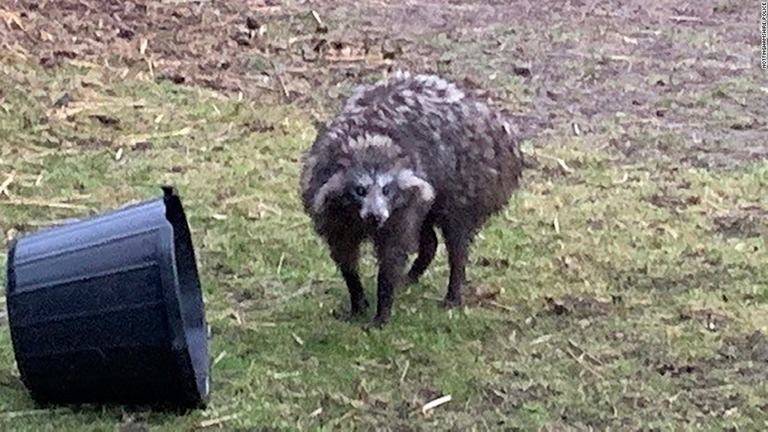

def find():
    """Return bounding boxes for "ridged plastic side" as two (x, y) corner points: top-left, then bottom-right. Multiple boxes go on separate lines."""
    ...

(5, 189), (209, 410)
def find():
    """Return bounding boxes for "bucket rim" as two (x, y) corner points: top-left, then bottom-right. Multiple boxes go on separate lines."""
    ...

(5, 237), (18, 296)
(160, 185), (210, 409)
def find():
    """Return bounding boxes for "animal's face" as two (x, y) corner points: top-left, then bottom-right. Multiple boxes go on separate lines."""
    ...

(311, 166), (435, 228)
(308, 133), (436, 223)
(346, 169), (408, 228)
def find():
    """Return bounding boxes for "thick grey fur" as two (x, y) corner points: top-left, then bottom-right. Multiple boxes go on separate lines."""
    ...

(299, 71), (524, 329)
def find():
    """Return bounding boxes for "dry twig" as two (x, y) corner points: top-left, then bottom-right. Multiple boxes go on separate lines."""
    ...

(421, 395), (452, 415)
(199, 414), (239, 428)
(564, 340), (605, 380)
(0, 171), (15, 196)
(0, 198), (89, 210)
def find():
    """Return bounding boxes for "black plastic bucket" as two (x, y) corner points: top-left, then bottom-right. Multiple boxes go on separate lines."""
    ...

(4, 186), (210, 410)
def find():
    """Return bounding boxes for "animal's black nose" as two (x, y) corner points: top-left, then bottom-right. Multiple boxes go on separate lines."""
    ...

(365, 214), (381, 225)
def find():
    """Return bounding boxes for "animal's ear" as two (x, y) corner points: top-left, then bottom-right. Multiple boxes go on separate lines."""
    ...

(312, 171), (346, 212)
(397, 169), (435, 203)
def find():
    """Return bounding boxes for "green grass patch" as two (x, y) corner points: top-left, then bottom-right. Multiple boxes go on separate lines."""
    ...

(0, 55), (767, 431)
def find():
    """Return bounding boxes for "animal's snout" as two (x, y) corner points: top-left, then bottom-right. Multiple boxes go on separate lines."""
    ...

(360, 192), (390, 227)
(361, 207), (389, 228)
(363, 212), (384, 226)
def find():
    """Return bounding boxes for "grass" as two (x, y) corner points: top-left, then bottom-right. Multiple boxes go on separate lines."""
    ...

(1, 50), (768, 431)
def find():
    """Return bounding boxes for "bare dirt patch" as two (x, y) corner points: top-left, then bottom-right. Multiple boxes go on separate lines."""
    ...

(541, 294), (616, 319)
(607, 239), (761, 294)
(2, 0), (764, 169)
(654, 331), (768, 419)
(613, 262), (758, 293)
(647, 178), (703, 212)
(713, 206), (768, 239)
(657, 330), (768, 385)
(660, 307), (733, 336)
(481, 378), (560, 415)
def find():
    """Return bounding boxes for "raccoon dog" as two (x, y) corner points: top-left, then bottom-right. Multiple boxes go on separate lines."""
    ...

(299, 71), (524, 329)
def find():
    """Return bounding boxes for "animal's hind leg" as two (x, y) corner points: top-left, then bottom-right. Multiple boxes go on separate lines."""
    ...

(328, 236), (368, 319)
(440, 223), (473, 308)
(406, 220), (438, 285)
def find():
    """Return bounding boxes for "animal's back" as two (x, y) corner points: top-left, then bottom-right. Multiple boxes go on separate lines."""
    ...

(302, 72), (523, 225)
(345, 73), (522, 218)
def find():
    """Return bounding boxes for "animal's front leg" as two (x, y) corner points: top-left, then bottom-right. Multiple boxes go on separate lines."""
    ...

(367, 246), (408, 329)
(366, 206), (427, 329)
(328, 235), (368, 320)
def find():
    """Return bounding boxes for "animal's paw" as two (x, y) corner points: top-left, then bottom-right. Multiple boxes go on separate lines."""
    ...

(405, 273), (420, 286)
(362, 315), (390, 331)
(332, 299), (369, 322)
(439, 295), (463, 309)
(332, 309), (367, 322)
(353, 298), (371, 314)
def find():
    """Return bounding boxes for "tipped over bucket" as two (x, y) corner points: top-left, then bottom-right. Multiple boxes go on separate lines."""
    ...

(5, 186), (210, 410)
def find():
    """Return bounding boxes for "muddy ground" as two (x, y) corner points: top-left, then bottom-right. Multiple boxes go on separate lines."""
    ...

(2, 0), (763, 167)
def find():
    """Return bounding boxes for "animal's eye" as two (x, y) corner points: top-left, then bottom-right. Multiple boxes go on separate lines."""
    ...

(355, 185), (367, 196)
(382, 184), (392, 196)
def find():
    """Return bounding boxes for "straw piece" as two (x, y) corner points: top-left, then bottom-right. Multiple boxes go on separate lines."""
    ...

(421, 395), (452, 415)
